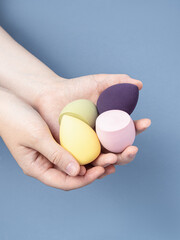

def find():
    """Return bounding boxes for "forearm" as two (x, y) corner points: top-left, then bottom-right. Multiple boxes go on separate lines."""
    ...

(0, 27), (61, 108)
(0, 87), (15, 137)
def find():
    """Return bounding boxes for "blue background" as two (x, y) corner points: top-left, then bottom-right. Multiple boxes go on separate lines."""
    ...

(0, 0), (180, 239)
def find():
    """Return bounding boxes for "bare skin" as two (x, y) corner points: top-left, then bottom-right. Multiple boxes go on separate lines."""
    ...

(0, 27), (151, 189)
(36, 74), (151, 170)
(0, 88), (106, 190)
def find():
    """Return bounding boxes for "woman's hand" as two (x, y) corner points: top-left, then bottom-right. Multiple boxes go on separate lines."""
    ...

(36, 74), (151, 173)
(0, 88), (105, 190)
(0, 27), (151, 178)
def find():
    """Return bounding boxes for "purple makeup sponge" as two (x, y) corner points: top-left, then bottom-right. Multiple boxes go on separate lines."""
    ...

(97, 83), (139, 115)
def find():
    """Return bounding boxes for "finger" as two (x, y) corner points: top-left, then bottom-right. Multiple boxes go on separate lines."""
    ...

(93, 74), (143, 94)
(92, 153), (117, 167)
(34, 132), (80, 177)
(98, 165), (116, 179)
(116, 146), (138, 165)
(79, 166), (86, 176)
(54, 162), (86, 176)
(35, 167), (68, 189)
(134, 118), (151, 135)
(38, 166), (105, 190)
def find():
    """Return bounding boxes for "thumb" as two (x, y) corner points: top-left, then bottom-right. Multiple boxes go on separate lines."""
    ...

(34, 133), (80, 176)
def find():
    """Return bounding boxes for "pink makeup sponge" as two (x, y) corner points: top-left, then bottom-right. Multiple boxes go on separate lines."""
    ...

(96, 110), (135, 153)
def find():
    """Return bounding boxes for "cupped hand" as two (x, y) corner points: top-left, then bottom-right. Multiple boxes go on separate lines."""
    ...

(36, 74), (151, 176)
(0, 88), (105, 190)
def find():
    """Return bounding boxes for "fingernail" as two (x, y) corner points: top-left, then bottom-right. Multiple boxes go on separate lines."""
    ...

(66, 162), (78, 176)
(129, 153), (136, 158)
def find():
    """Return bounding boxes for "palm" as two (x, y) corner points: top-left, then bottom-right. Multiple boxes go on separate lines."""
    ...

(38, 75), (101, 141)
(39, 74), (139, 140)
(37, 74), (151, 167)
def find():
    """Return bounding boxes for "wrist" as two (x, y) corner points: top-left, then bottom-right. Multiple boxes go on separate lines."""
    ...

(34, 74), (65, 110)
(4, 73), (64, 110)
(0, 27), (65, 110)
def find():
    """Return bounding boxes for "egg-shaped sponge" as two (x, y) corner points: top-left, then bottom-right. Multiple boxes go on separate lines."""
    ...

(97, 83), (139, 115)
(96, 110), (135, 153)
(59, 99), (98, 128)
(60, 114), (101, 165)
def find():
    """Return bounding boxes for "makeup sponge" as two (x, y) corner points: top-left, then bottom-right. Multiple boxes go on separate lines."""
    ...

(97, 83), (139, 115)
(59, 99), (98, 128)
(60, 115), (101, 165)
(59, 83), (139, 164)
(59, 99), (101, 165)
(96, 110), (135, 153)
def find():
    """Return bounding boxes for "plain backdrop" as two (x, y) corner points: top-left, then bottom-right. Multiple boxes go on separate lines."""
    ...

(0, 0), (180, 239)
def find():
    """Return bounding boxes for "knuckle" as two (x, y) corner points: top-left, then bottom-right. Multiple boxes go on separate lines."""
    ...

(95, 73), (106, 79)
(23, 169), (31, 176)
(121, 74), (130, 79)
(50, 150), (64, 167)
(62, 185), (74, 191)
(29, 125), (48, 146)
(30, 134), (40, 145)
(62, 187), (71, 191)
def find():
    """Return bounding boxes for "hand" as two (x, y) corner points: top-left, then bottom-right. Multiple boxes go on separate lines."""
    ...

(0, 28), (151, 179)
(0, 88), (105, 190)
(36, 74), (151, 177)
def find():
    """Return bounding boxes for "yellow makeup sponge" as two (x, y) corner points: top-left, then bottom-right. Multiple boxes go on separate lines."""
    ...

(60, 114), (101, 165)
